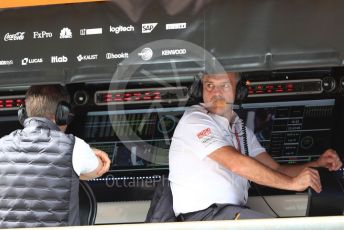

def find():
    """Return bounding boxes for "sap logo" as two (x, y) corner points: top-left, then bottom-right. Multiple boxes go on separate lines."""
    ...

(138, 48), (153, 61)
(33, 31), (53, 39)
(166, 23), (186, 30)
(142, 23), (157, 33)
(161, 49), (186, 56)
(21, 57), (43, 66)
(109, 25), (134, 34)
(0, 60), (13, 66)
(60, 27), (72, 39)
(77, 54), (98, 62)
(4, 32), (25, 41)
(51, 55), (68, 63)
(106, 52), (129, 59)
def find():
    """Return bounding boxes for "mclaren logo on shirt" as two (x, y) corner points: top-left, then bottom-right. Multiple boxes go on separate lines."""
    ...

(197, 128), (214, 146)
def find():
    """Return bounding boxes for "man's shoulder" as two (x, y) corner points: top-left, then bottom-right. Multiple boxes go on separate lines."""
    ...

(184, 104), (208, 116)
(179, 104), (212, 124)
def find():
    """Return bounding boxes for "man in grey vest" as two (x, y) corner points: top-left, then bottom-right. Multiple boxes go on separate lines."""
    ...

(0, 84), (110, 228)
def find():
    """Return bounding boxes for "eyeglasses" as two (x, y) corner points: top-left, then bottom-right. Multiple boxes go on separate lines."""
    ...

(204, 82), (233, 92)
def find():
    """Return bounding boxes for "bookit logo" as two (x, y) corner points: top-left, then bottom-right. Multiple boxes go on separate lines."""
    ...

(106, 52), (129, 59)
(108, 39), (226, 165)
(4, 32), (25, 41)
(109, 25), (135, 34)
(142, 23), (157, 33)
(60, 27), (72, 39)
(138, 48), (153, 61)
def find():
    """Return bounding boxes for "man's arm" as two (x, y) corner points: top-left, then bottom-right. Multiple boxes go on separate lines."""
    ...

(255, 149), (342, 177)
(208, 146), (322, 192)
(80, 148), (110, 180)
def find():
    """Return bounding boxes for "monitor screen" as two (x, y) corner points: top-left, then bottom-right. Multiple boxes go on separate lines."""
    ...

(238, 99), (335, 164)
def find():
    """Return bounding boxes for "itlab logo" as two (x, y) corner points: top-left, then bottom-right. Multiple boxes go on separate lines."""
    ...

(142, 23), (157, 33)
(21, 57), (43, 66)
(51, 55), (68, 63)
(77, 54), (98, 62)
(60, 27), (72, 39)
(80, 28), (102, 36)
(166, 22), (187, 30)
(4, 32), (25, 41)
(138, 48), (153, 61)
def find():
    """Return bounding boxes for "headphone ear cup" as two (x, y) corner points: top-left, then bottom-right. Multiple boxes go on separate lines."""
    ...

(235, 79), (249, 105)
(18, 106), (28, 126)
(55, 101), (73, 126)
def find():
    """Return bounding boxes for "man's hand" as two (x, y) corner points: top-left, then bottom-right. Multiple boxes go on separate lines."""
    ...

(92, 148), (111, 176)
(291, 168), (322, 193)
(316, 149), (342, 171)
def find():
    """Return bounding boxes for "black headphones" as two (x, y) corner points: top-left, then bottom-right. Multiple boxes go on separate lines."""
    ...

(188, 73), (249, 105)
(18, 101), (74, 126)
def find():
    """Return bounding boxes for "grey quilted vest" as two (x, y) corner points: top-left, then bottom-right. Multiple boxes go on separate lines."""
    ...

(0, 117), (80, 228)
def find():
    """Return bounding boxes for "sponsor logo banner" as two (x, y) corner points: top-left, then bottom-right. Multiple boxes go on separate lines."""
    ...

(109, 25), (135, 34)
(166, 23), (187, 30)
(0, 60), (13, 66)
(138, 48), (153, 61)
(106, 52), (129, 59)
(80, 28), (102, 36)
(77, 54), (98, 62)
(51, 55), (68, 63)
(33, 31), (53, 39)
(21, 57), (43, 66)
(4, 32), (25, 41)
(161, 48), (187, 56)
(142, 23), (157, 33)
(60, 27), (72, 39)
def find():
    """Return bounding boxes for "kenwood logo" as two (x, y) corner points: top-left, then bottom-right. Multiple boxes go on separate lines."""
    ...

(21, 57), (43, 66)
(138, 48), (153, 61)
(77, 54), (98, 62)
(4, 32), (25, 41)
(0, 60), (13, 66)
(109, 25), (134, 34)
(142, 23), (157, 33)
(51, 55), (68, 63)
(161, 49), (187, 56)
(166, 23), (187, 30)
(106, 52), (129, 59)
(33, 31), (53, 39)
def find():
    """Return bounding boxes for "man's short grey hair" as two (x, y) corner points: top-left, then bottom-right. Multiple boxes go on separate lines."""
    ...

(25, 84), (70, 118)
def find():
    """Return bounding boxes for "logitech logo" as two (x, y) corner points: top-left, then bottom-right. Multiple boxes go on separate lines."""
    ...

(109, 25), (135, 34)
(142, 23), (158, 33)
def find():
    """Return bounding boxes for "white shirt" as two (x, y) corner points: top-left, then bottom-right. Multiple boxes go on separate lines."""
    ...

(169, 105), (265, 215)
(72, 136), (99, 176)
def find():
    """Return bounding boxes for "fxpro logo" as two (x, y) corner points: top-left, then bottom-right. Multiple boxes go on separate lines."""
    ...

(166, 22), (187, 30)
(51, 55), (68, 63)
(142, 23), (157, 33)
(109, 25), (134, 34)
(0, 59), (13, 66)
(21, 57), (43, 66)
(161, 48), (187, 56)
(33, 31), (53, 39)
(77, 54), (98, 62)
(4, 32), (25, 41)
(106, 52), (129, 59)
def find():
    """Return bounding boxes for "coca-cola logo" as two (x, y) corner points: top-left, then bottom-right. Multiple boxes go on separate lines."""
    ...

(4, 32), (25, 41)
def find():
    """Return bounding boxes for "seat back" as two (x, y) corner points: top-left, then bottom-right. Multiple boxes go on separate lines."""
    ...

(79, 180), (97, 225)
(306, 167), (344, 216)
(145, 178), (177, 222)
